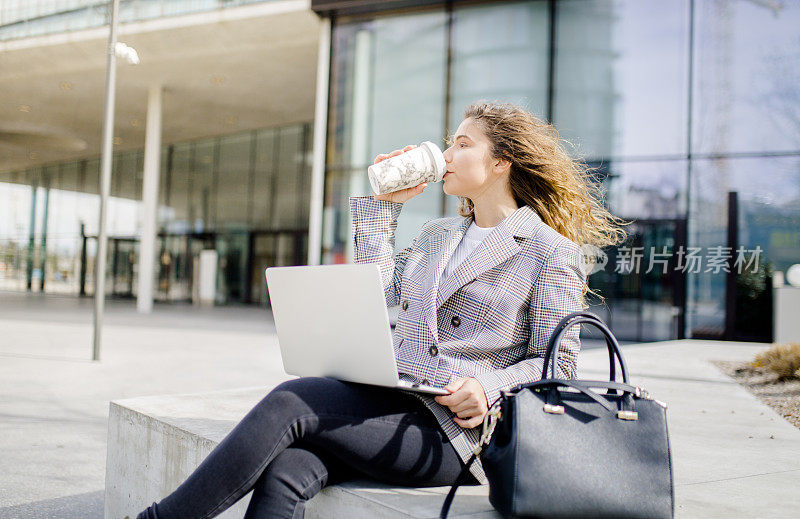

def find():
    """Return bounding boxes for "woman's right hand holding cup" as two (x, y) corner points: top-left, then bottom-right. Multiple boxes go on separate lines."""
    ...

(373, 145), (428, 204)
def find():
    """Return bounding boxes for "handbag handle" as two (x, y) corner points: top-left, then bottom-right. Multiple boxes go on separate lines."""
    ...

(439, 453), (479, 519)
(541, 311), (629, 384)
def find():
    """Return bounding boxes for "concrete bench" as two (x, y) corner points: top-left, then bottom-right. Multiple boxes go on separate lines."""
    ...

(104, 386), (499, 519)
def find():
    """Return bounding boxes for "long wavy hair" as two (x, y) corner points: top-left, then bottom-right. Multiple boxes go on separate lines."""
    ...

(451, 101), (629, 304)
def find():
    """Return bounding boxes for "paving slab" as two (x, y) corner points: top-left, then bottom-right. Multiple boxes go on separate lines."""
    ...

(580, 340), (800, 517)
(1, 291), (799, 518)
(0, 292), (285, 518)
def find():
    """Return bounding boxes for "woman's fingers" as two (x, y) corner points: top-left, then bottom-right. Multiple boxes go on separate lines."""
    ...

(456, 408), (480, 419)
(374, 145), (415, 164)
(370, 143), (425, 203)
(450, 398), (480, 415)
(373, 182), (427, 204)
(454, 416), (483, 429)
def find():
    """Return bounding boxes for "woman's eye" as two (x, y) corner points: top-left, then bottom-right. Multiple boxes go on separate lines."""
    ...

(459, 142), (467, 148)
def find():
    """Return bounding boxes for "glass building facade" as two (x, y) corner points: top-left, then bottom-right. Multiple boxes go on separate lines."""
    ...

(0, 123), (313, 305)
(320, 0), (800, 342)
(0, 0), (274, 41)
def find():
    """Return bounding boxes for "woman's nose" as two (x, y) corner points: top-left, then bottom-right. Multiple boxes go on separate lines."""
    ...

(443, 146), (453, 163)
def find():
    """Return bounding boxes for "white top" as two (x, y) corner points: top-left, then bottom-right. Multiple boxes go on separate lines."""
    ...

(441, 221), (496, 283)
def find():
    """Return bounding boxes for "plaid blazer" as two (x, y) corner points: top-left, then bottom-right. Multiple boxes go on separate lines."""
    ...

(350, 196), (586, 484)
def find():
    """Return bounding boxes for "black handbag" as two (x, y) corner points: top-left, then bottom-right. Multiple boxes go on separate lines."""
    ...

(440, 311), (674, 519)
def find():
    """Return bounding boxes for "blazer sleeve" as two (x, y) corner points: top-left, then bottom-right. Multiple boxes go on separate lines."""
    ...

(349, 195), (414, 309)
(473, 242), (586, 405)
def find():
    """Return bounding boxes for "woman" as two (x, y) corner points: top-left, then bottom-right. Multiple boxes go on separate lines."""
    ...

(137, 101), (625, 519)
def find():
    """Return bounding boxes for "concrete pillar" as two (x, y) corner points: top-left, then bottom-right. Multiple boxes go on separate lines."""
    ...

(137, 85), (162, 314)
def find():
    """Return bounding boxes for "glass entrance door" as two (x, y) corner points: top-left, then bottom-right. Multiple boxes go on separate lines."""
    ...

(249, 230), (307, 306)
(110, 238), (137, 298)
(215, 231), (249, 305)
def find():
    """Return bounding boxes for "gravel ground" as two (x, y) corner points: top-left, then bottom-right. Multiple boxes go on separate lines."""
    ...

(714, 360), (800, 430)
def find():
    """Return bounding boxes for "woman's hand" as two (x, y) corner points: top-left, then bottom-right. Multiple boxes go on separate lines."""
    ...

(434, 378), (489, 429)
(373, 145), (427, 204)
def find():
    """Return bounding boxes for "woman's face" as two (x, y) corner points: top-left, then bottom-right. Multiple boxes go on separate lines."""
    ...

(442, 118), (502, 200)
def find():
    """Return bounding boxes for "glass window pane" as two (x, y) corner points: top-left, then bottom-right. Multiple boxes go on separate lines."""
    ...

(158, 147), (170, 226)
(326, 10), (448, 264)
(554, 0), (690, 160)
(687, 156), (800, 339)
(275, 126), (303, 229)
(192, 139), (216, 232)
(0, 177), (33, 291)
(59, 161), (81, 193)
(584, 160), (688, 341)
(165, 143), (193, 233)
(602, 159), (688, 219)
(45, 180), (81, 296)
(109, 151), (141, 236)
(692, 1), (800, 154)
(216, 134), (252, 229)
(450, 1), (550, 127)
(254, 128), (278, 229)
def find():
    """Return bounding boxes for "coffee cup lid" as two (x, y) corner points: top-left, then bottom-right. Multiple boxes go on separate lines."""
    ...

(420, 141), (446, 181)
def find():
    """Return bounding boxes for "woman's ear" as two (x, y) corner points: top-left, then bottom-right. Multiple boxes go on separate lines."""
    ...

(493, 158), (511, 176)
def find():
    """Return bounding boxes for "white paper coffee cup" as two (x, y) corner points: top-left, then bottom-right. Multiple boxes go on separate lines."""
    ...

(367, 141), (446, 196)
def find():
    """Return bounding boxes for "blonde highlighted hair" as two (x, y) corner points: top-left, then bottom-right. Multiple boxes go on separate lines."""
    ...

(452, 101), (629, 303)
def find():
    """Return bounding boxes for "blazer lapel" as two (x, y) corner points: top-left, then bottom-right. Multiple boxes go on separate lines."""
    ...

(421, 219), (471, 341)
(419, 204), (543, 341)
(436, 205), (543, 309)
(436, 225), (521, 308)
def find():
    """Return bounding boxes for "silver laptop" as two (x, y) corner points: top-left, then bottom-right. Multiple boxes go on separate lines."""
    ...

(265, 264), (448, 396)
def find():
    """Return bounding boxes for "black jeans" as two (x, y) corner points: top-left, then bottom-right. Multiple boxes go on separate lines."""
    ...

(137, 377), (475, 519)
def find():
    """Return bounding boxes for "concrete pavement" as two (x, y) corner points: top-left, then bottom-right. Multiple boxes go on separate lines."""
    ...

(1, 291), (799, 518)
(0, 292), (287, 518)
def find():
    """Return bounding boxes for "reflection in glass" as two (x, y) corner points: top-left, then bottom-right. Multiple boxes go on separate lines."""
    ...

(0, 180), (33, 292)
(168, 143), (193, 233)
(693, 1), (800, 154)
(450, 1), (549, 127)
(554, 0), (689, 160)
(193, 139), (216, 232)
(253, 128), (278, 229)
(688, 156), (800, 339)
(216, 133), (252, 229)
(445, 0), (550, 216)
(584, 159), (688, 342)
(601, 159), (688, 219)
(274, 126), (305, 229)
(0, 121), (312, 303)
(326, 10), (448, 264)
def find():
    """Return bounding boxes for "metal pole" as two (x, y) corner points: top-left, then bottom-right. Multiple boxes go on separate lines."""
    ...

(307, 16), (330, 266)
(93, 0), (120, 361)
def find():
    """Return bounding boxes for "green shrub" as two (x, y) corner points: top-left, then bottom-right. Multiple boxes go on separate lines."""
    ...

(752, 343), (800, 381)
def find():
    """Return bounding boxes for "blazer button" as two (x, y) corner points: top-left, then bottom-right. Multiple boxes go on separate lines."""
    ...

(429, 345), (438, 357)
(451, 315), (461, 327)
(402, 300), (409, 311)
